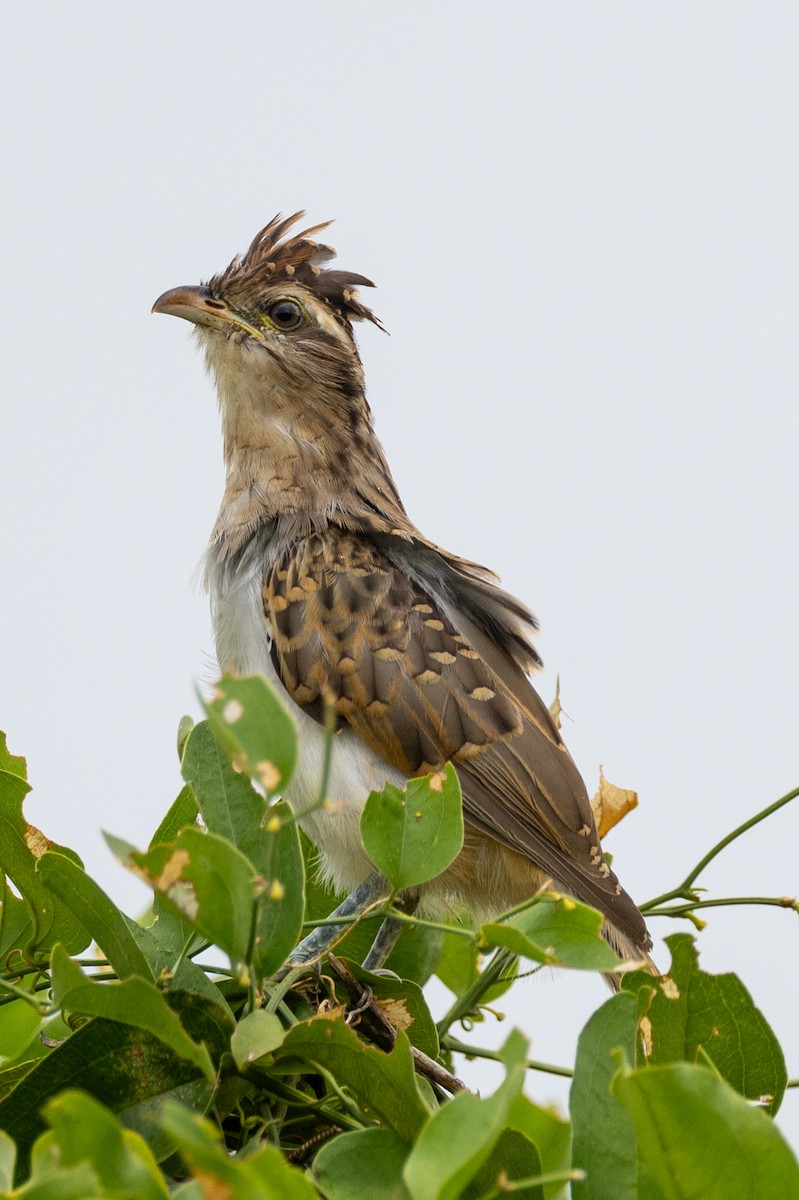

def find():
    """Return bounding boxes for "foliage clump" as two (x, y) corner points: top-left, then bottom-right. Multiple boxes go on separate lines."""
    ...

(0, 677), (796, 1198)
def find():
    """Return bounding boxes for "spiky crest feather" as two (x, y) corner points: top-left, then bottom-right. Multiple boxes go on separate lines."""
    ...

(207, 211), (382, 328)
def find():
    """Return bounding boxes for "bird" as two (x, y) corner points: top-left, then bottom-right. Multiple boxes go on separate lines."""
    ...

(152, 212), (653, 974)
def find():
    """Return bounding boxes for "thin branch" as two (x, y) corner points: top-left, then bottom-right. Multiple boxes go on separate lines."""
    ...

(374, 909), (477, 941)
(326, 954), (466, 1096)
(642, 785), (799, 912)
(243, 1063), (365, 1132)
(0, 977), (48, 1012)
(436, 948), (516, 1037)
(264, 963), (315, 1014)
(444, 1035), (573, 1079)
(646, 895), (798, 919)
(299, 912), (381, 930)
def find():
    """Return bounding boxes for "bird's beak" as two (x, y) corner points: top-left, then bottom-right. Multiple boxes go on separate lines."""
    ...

(152, 285), (262, 337)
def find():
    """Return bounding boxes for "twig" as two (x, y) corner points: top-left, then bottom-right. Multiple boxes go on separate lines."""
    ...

(243, 1064), (364, 1132)
(436, 948), (516, 1036)
(326, 954), (466, 1096)
(370, 909), (477, 940)
(444, 1034), (573, 1079)
(642, 785), (799, 912)
(645, 895), (799, 919)
(0, 977), (48, 1012)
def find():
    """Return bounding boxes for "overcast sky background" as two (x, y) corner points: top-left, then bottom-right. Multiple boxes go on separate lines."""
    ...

(2, 3), (797, 1147)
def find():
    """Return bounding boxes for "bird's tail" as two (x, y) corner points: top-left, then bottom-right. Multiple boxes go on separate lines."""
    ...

(602, 921), (659, 992)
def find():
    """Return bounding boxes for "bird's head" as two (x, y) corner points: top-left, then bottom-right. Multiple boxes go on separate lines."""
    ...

(153, 212), (382, 410)
(153, 213), (403, 534)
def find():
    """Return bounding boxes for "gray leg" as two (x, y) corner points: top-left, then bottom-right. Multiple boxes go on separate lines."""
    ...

(362, 891), (420, 972)
(288, 877), (387, 965)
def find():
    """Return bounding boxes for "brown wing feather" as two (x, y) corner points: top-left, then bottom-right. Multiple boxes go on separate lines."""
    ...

(264, 527), (649, 949)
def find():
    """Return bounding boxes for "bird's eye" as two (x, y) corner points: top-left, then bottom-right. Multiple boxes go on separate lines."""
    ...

(266, 298), (304, 331)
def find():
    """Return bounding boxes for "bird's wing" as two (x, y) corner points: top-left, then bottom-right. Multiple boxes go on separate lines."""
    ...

(264, 526), (649, 949)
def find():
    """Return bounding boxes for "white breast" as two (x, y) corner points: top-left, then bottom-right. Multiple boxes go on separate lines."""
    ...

(207, 555), (405, 893)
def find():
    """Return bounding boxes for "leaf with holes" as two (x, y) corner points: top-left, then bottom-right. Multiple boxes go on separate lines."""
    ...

(360, 765), (463, 890)
(0, 751), (90, 959)
(203, 673), (297, 796)
(622, 933), (787, 1114)
(107, 828), (256, 972)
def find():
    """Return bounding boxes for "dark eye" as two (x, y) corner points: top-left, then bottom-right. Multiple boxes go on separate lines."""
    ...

(267, 298), (304, 330)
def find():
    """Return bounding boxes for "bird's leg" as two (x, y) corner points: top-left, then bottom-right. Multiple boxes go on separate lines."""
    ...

(362, 890), (420, 972)
(287, 877), (388, 965)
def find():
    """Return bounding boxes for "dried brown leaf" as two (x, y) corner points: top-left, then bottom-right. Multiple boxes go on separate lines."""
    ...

(590, 767), (638, 838)
(24, 823), (52, 859)
(376, 996), (414, 1032)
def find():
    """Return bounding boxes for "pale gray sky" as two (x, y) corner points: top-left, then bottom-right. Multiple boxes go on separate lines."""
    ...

(2, 2), (797, 1145)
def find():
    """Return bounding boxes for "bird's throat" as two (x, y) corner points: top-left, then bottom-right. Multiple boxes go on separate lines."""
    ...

(204, 333), (407, 553)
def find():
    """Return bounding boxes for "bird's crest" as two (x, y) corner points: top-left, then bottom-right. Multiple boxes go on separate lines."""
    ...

(208, 212), (382, 328)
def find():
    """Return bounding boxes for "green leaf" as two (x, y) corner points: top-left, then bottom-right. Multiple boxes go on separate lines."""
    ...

(464, 1130), (543, 1199)
(0, 986), (42, 1063)
(0, 991), (230, 1178)
(300, 829), (340, 918)
(15, 1156), (102, 1199)
(42, 1089), (169, 1200)
(360, 765), (463, 890)
(403, 1042), (526, 1200)
(181, 720), (268, 863)
(272, 1020), (431, 1145)
(0, 1063), (36, 1104)
(0, 735), (26, 782)
(203, 672), (297, 796)
(612, 1058), (799, 1200)
(312, 1128), (411, 1200)
(111, 827), (257, 972)
(128, 915), (233, 1013)
(50, 947), (215, 1080)
(507, 1095), (571, 1200)
(436, 924), (480, 996)
(481, 894), (621, 971)
(0, 1128), (15, 1191)
(250, 800), (305, 984)
(176, 715), (195, 759)
(0, 874), (36, 973)
(623, 933), (787, 1114)
(149, 785), (197, 848)
(244, 1142), (322, 1199)
(160, 1101), (318, 1198)
(231, 1010), (286, 1069)
(116, 1077), (214, 1167)
(0, 1012), (71, 1076)
(180, 726), (305, 983)
(0, 769), (89, 958)
(37, 852), (155, 982)
(570, 990), (658, 1200)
